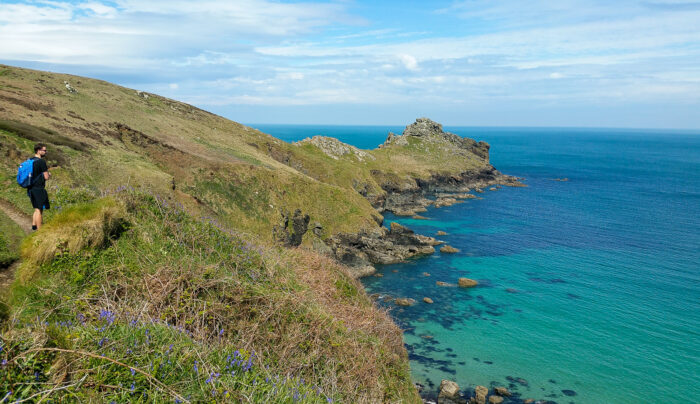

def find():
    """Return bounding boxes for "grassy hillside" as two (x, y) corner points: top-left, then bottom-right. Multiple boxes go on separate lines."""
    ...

(1, 192), (417, 402)
(0, 64), (498, 402)
(0, 64), (493, 241)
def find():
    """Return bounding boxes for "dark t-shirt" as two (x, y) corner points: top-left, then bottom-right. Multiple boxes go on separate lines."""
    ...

(31, 157), (48, 189)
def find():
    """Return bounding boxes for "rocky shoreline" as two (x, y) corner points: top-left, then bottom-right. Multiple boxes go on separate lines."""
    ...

(322, 119), (524, 278)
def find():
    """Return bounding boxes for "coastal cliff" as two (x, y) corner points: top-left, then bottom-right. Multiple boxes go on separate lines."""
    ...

(0, 64), (516, 402)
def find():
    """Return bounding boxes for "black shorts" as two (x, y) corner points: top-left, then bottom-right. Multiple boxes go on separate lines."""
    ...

(28, 188), (50, 211)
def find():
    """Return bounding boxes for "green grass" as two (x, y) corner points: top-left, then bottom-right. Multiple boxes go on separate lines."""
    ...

(2, 191), (418, 403)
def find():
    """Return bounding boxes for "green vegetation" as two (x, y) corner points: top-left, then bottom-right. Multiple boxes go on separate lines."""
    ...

(0, 64), (495, 402)
(1, 192), (417, 402)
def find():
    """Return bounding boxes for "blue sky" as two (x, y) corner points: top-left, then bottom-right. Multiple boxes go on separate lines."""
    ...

(1, 0), (699, 128)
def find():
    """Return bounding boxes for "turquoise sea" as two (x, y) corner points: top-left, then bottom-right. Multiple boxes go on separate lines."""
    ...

(251, 124), (700, 403)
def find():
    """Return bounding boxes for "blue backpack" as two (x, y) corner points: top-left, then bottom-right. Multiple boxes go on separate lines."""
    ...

(16, 158), (37, 188)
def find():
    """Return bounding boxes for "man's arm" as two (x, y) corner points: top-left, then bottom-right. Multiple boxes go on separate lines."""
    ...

(40, 160), (50, 180)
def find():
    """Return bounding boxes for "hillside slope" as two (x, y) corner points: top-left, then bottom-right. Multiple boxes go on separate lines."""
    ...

(0, 64), (517, 402)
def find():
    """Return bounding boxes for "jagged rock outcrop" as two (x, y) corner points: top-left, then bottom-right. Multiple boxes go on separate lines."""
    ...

(381, 117), (490, 160)
(327, 222), (443, 278)
(272, 209), (310, 247)
(374, 118), (522, 216)
(296, 135), (375, 161)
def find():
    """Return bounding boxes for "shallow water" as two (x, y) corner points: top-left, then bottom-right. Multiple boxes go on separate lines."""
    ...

(251, 124), (700, 403)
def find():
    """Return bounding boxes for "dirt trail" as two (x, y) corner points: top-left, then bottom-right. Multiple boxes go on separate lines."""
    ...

(0, 199), (32, 233)
(0, 199), (31, 290)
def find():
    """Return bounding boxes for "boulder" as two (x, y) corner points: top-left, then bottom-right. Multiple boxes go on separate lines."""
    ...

(423, 297), (434, 304)
(458, 278), (478, 288)
(422, 272), (431, 277)
(494, 387), (511, 397)
(488, 396), (503, 404)
(438, 380), (462, 404)
(436, 231), (448, 236)
(471, 385), (488, 404)
(412, 215), (429, 220)
(374, 273), (384, 277)
(440, 245), (460, 253)
(394, 298), (416, 306)
(489, 187), (497, 191)
(436, 281), (454, 287)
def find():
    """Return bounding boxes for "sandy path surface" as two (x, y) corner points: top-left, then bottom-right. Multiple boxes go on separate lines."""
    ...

(0, 199), (31, 290)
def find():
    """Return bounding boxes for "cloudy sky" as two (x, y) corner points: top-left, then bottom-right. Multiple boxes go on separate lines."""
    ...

(1, 0), (700, 128)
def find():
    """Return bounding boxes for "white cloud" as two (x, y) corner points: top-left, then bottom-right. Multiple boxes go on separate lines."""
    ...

(399, 54), (419, 71)
(0, 0), (699, 126)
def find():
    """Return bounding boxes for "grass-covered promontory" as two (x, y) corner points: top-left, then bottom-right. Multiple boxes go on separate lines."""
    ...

(0, 64), (499, 402)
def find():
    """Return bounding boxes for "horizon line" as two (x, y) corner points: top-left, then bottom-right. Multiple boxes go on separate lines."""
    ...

(244, 122), (700, 133)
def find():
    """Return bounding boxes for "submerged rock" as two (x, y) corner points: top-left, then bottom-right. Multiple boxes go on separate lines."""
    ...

(436, 230), (448, 236)
(395, 298), (416, 306)
(440, 245), (459, 253)
(458, 278), (478, 288)
(436, 281), (455, 287)
(488, 396), (503, 404)
(423, 297), (434, 304)
(494, 387), (511, 397)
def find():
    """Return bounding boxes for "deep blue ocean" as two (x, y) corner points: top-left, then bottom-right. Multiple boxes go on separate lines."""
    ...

(251, 124), (700, 403)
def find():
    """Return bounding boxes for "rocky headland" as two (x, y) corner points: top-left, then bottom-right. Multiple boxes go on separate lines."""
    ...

(296, 118), (523, 278)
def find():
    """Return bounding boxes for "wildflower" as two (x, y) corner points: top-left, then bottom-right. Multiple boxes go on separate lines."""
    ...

(130, 383), (135, 392)
(130, 368), (136, 376)
(1, 360), (6, 366)
(193, 360), (198, 374)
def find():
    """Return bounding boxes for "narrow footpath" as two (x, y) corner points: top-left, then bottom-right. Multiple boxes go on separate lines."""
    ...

(0, 199), (31, 290)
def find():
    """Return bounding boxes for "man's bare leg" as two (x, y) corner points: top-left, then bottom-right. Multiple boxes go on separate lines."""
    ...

(33, 208), (42, 229)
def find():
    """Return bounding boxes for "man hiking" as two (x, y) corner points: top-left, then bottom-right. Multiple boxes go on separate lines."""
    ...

(27, 143), (50, 230)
